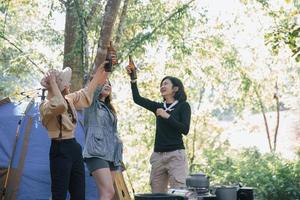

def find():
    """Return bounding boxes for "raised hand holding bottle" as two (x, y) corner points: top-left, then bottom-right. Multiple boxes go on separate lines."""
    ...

(104, 41), (117, 72)
(128, 55), (137, 80)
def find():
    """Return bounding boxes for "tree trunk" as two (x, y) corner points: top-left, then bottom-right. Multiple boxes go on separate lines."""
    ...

(93, 0), (122, 72)
(188, 85), (205, 172)
(254, 86), (273, 152)
(273, 81), (280, 152)
(63, 0), (84, 91)
(115, 0), (130, 48)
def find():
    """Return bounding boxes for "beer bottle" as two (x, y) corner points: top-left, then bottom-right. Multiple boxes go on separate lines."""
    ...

(128, 55), (137, 80)
(109, 41), (117, 65)
(104, 41), (117, 72)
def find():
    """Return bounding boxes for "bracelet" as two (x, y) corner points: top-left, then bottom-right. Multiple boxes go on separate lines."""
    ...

(130, 79), (137, 83)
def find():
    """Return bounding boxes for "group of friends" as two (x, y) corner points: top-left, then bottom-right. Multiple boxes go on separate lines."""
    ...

(39, 49), (191, 200)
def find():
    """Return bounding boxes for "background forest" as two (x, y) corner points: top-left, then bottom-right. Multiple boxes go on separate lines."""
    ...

(0, 0), (299, 199)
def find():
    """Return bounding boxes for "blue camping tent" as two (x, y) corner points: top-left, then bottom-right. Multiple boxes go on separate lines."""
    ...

(0, 98), (98, 199)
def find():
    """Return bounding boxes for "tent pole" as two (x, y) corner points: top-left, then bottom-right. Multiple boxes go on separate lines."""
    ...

(1, 99), (34, 200)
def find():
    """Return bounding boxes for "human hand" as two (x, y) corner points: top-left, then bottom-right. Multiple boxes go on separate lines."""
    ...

(108, 41), (117, 65)
(48, 70), (58, 87)
(126, 55), (137, 80)
(125, 65), (133, 75)
(156, 108), (170, 119)
(41, 69), (57, 90)
(110, 49), (117, 65)
(104, 54), (113, 72)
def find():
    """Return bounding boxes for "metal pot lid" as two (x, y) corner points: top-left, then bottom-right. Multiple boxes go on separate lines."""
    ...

(189, 172), (207, 176)
(215, 185), (238, 189)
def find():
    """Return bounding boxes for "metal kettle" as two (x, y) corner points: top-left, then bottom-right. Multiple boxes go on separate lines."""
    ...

(186, 173), (210, 189)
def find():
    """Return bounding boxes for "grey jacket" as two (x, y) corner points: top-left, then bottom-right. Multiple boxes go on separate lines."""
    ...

(82, 86), (123, 167)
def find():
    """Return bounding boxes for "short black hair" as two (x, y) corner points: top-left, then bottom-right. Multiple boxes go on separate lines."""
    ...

(160, 76), (187, 102)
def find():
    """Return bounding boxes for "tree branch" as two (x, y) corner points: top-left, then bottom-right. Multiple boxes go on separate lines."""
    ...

(58, 0), (68, 6)
(254, 85), (273, 152)
(273, 81), (280, 152)
(1, 0), (11, 36)
(93, 0), (122, 72)
(85, 0), (103, 27)
(115, 0), (129, 48)
(119, 0), (196, 63)
(189, 84), (205, 172)
(0, 34), (45, 74)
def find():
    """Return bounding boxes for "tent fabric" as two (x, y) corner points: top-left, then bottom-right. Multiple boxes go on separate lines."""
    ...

(0, 99), (98, 200)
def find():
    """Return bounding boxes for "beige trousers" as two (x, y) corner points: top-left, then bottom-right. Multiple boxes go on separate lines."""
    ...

(149, 149), (188, 193)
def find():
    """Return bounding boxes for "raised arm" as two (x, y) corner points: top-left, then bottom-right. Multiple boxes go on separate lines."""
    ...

(39, 70), (68, 125)
(87, 62), (109, 98)
(130, 81), (160, 113)
(126, 61), (160, 112)
(66, 62), (109, 109)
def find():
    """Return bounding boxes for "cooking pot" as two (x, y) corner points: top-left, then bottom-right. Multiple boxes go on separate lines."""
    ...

(134, 193), (185, 200)
(186, 173), (210, 189)
(215, 186), (237, 200)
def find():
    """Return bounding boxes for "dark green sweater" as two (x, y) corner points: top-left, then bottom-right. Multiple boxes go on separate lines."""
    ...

(131, 82), (191, 152)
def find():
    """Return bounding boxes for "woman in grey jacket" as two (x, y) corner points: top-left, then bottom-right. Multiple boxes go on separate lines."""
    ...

(83, 80), (123, 200)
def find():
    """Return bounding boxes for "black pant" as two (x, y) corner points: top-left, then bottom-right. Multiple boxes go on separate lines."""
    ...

(50, 138), (85, 200)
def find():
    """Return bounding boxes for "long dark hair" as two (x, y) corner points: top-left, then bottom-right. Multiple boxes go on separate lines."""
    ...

(102, 93), (116, 115)
(99, 81), (117, 115)
(160, 76), (187, 102)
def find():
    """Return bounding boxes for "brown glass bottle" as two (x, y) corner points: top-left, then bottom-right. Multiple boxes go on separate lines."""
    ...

(108, 41), (117, 65)
(104, 41), (117, 72)
(128, 55), (137, 80)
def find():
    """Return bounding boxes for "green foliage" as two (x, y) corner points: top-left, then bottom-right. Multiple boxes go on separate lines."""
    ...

(191, 146), (300, 200)
(233, 150), (299, 200)
(0, 0), (64, 99)
(221, 49), (239, 69)
(116, 0), (197, 62)
(258, 1), (300, 62)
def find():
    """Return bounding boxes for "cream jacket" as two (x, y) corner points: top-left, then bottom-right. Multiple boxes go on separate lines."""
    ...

(39, 88), (92, 139)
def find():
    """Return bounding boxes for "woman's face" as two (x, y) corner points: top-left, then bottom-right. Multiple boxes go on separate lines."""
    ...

(160, 78), (175, 98)
(100, 80), (112, 98)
